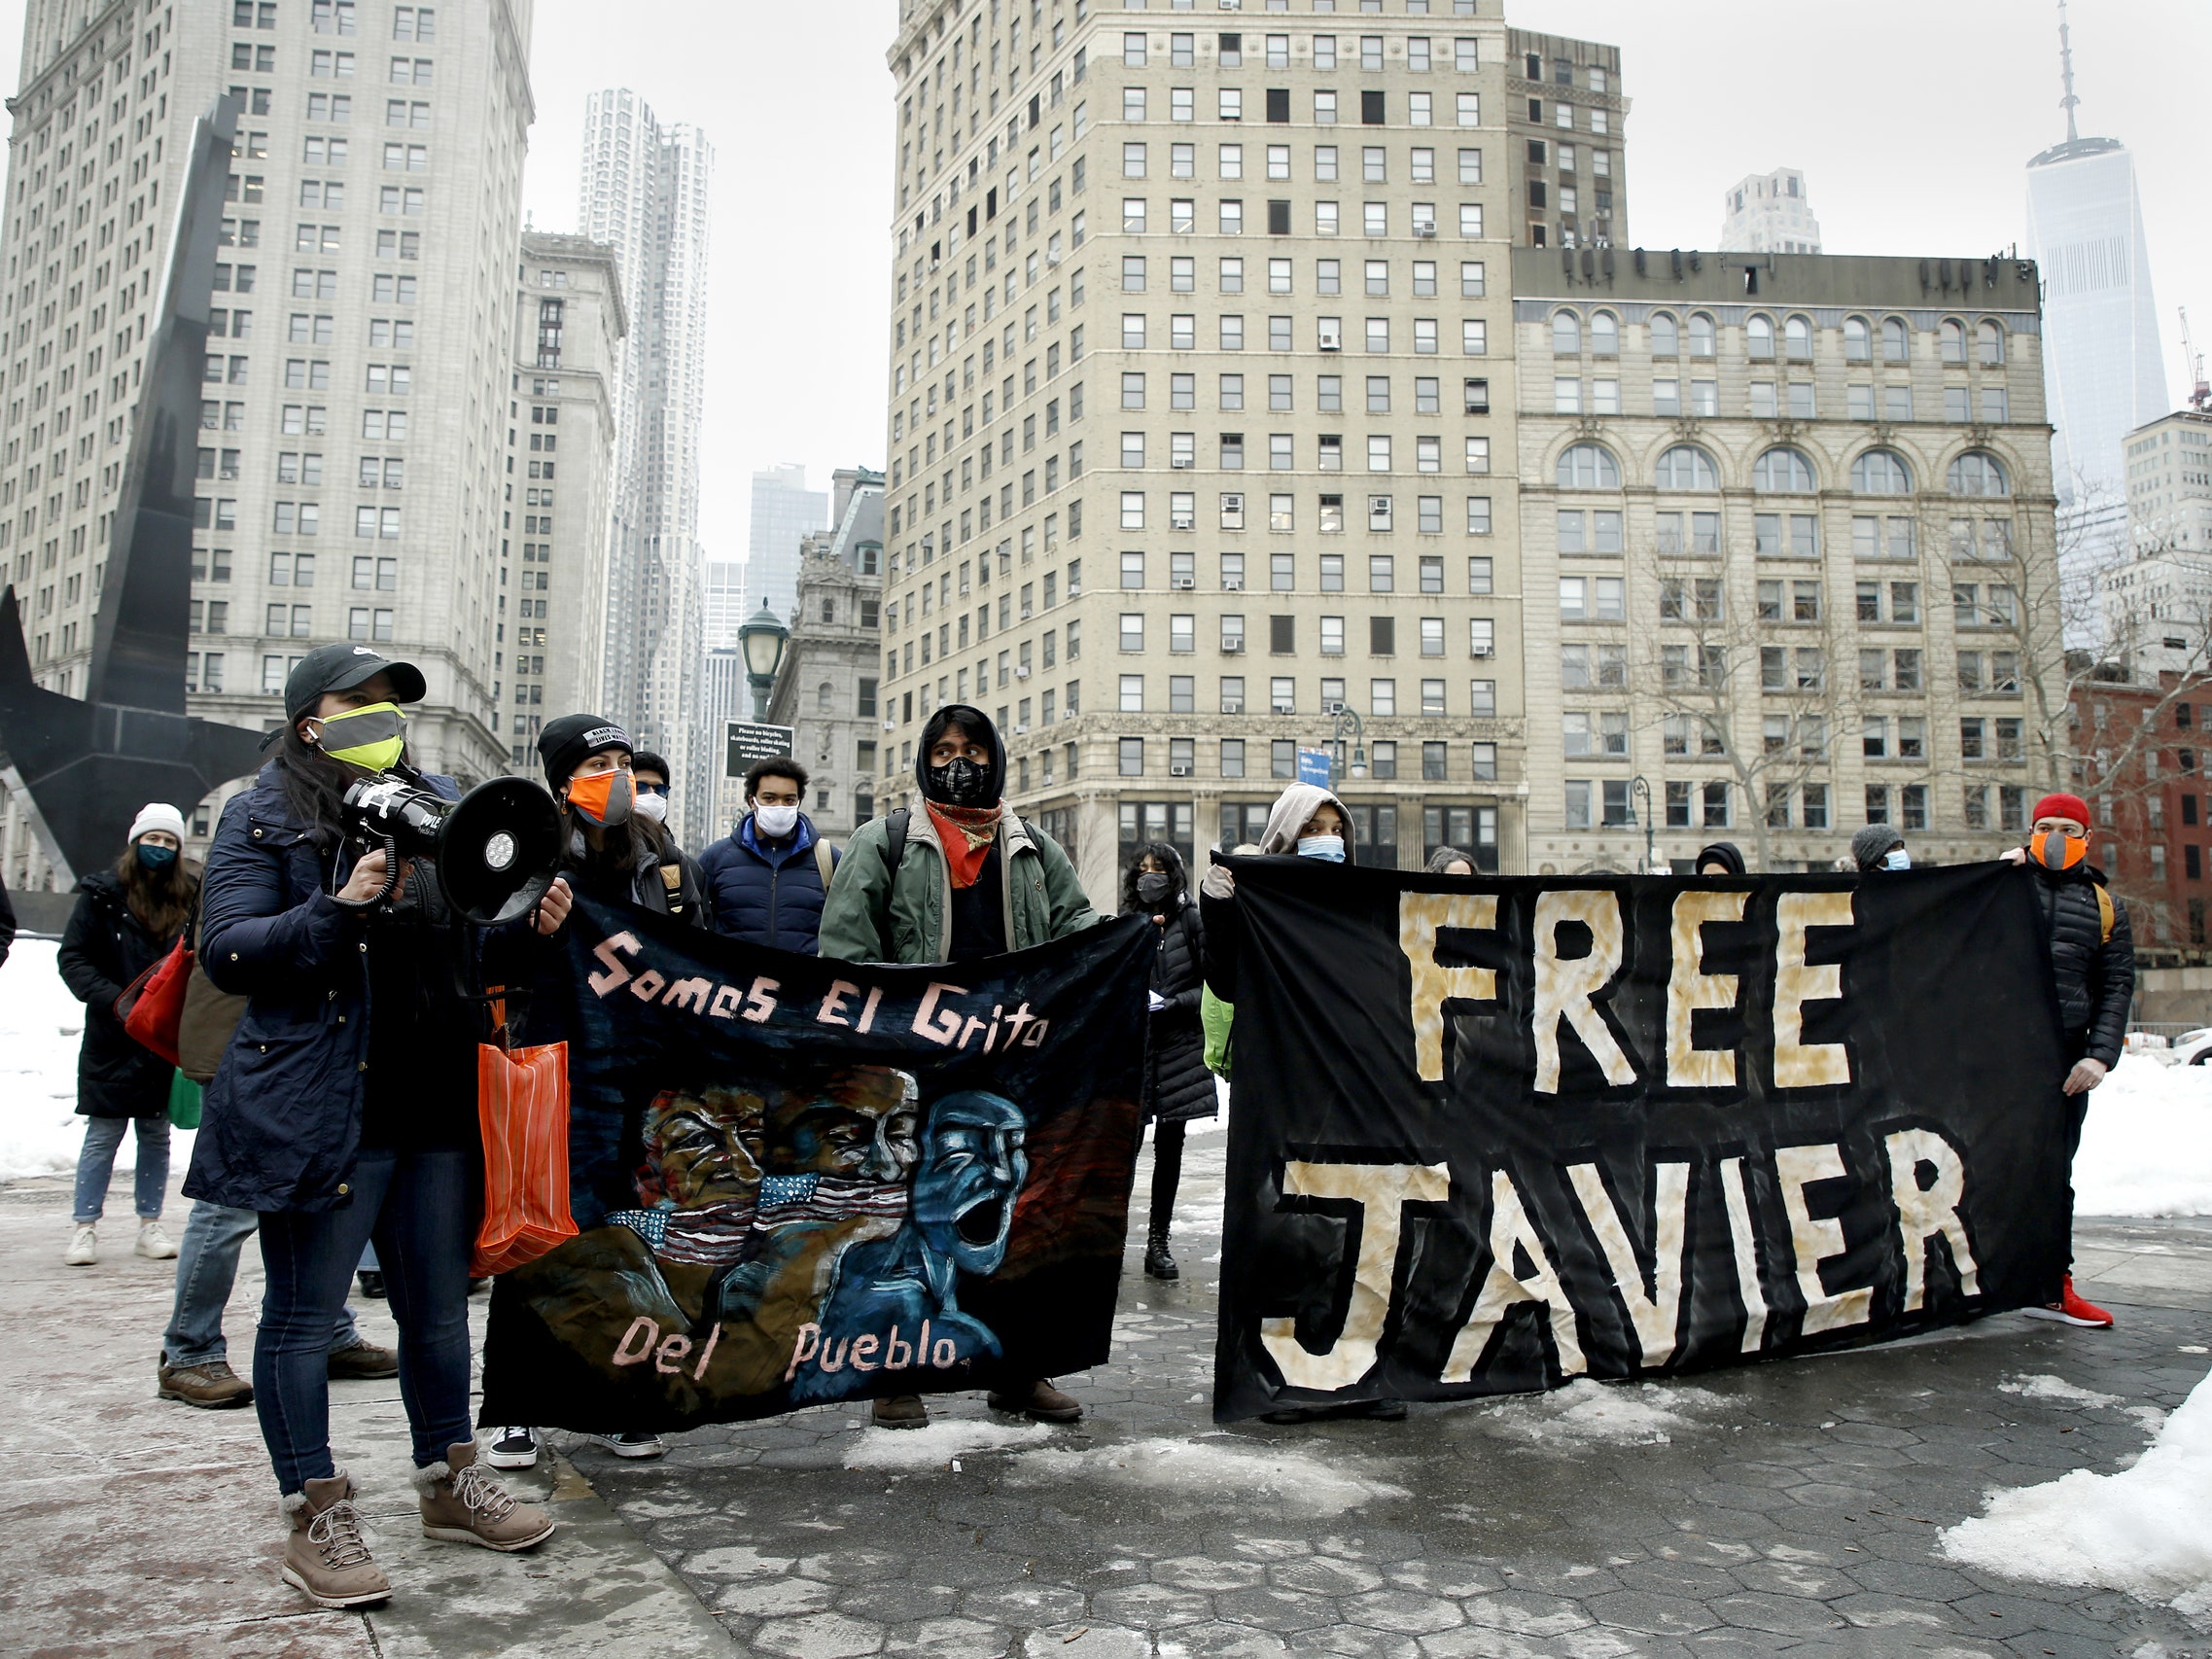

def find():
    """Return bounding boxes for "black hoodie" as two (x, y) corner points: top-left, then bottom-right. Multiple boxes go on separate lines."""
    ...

(1694, 841), (1746, 877)
(916, 704), (1010, 961)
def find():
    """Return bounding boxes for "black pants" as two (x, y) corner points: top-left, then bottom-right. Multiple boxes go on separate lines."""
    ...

(1148, 1118), (1187, 1234)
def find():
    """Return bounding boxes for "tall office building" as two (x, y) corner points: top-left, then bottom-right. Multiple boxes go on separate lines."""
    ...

(1503, 30), (1627, 251)
(2098, 407), (2212, 680)
(876, 0), (1528, 896)
(578, 88), (714, 843)
(702, 554), (745, 646)
(503, 230), (623, 770)
(746, 460), (828, 622)
(2023, 6), (2165, 553)
(0, 0), (532, 888)
(1719, 166), (1820, 256)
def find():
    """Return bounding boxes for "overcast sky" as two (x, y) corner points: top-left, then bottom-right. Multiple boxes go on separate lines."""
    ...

(1, 0), (2202, 564)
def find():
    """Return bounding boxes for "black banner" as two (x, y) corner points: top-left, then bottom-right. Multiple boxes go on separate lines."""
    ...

(1214, 861), (2072, 1422)
(480, 899), (1152, 1430)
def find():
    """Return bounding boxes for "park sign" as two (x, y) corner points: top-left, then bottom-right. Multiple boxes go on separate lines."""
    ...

(723, 721), (797, 779)
(1211, 859), (2073, 1420)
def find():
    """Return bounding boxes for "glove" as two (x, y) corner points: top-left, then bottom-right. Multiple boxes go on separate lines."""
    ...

(1200, 862), (1236, 900)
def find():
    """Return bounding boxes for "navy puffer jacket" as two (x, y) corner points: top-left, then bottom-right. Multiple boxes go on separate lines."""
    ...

(2030, 864), (2134, 1069)
(186, 760), (459, 1213)
(698, 812), (836, 953)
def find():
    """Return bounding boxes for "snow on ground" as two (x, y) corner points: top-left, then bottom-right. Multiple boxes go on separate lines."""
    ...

(842, 1416), (1055, 1470)
(1472, 1377), (1722, 1447)
(1941, 1371), (2212, 1618)
(1008, 1434), (1408, 1517)
(2075, 1054), (2212, 1218)
(2001, 1373), (2124, 1410)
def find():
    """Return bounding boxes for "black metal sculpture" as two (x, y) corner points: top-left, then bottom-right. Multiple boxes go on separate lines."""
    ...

(0, 94), (266, 885)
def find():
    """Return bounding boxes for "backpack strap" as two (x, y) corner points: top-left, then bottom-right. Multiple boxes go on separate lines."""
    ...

(886, 807), (911, 872)
(2095, 881), (2115, 945)
(813, 836), (835, 889)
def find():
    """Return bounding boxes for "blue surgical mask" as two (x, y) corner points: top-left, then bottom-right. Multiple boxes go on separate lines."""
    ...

(1296, 834), (1346, 863)
(1883, 848), (1911, 870)
(135, 842), (179, 870)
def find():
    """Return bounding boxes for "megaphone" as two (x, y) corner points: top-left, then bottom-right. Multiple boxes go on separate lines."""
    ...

(341, 773), (564, 926)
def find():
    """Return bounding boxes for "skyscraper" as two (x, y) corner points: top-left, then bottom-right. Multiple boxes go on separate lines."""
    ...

(578, 88), (715, 843)
(0, 0), (532, 888)
(702, 555), (746, 647)
(2023, 3), (2165, 555)
(1718, 167), (1821, 256)
(746, 461), (828, 623)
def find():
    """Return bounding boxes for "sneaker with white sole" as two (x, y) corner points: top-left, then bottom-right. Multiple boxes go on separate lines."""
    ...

(583, 1430), (666, 1459)
(64, 1224), (97, 1266)
(135, 1220), (178, 1259)
(484, 1426), (540, 1469)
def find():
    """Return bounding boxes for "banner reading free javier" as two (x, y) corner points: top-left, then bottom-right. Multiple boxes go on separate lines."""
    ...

(1213, 860), (2074, 1422)
(479, 897), (1152, 1431)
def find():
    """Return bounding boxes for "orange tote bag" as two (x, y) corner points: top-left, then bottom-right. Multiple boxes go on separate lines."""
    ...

(473, 1039), (578, 1277)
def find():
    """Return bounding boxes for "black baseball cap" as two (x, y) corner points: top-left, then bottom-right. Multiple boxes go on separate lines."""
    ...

(283, 643), (428, 722)
(538, 713), (632, 789)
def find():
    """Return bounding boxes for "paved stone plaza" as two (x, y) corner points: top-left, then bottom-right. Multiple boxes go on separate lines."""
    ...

(4, 1131), (2207, 1657)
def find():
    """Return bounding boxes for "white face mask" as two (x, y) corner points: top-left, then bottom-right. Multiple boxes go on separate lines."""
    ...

(1296, 834), (1346, 863)
(633, 791), (669, 825)
(1883, 847), (1910, 870)
(754, 802), (800, 839)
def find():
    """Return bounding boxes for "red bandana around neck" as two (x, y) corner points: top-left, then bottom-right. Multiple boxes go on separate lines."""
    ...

(926, 800), (1003, 889)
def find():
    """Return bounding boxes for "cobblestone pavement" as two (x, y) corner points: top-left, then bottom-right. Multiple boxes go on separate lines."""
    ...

(565, 1130), (2212, 1659)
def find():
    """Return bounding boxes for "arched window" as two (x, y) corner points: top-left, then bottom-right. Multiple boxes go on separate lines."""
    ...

(1843, 316), (1871, 362)
(1977, 320), (2006, 367)
(1939, 318), (1967, 365)
(818, 681), (835, 711)
(1784, 314), (1813, 360)
(1556, 442), (1621, 488)
(1688, 312), (1716, 357)
(1655, 444), (1719, 490)
(1649, 311), (1679, 357)
(1552, 310), (1581, 355)
(1879, 317), (1909, 363)
(1948, 451), (2010, 497)
(1752, 446), (1816, 493)
(1746, 313), (1775, 360)
(1850, 448), (1914, 494)
(1589, 311), (1619, 356)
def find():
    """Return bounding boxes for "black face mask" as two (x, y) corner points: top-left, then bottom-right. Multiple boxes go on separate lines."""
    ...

(926, 756), (993, 807)
(1137, 872), (1174, 906)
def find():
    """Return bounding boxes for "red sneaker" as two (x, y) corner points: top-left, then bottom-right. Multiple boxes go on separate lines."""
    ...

(2022, 1275), (2115, 1328)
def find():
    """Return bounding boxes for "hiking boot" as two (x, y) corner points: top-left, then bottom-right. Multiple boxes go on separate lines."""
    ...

(135, 1220), (178, 1259)
(485, 1427), (541, 1469)
(414, 1440), (555, 1552)
(1143, 1229), (1179, 1281)
(281, 1471), (390, 1608)
(64, 1224), (96, 1266)
(988, 1378), (1083, 1423)
(2022, 1274), (2116, 1328)
(582, 1430), (666, 1459)
(326, 1341), (400, 1381)
(158, 1358), (255, 1409)
(872, 1394), (930, 1430)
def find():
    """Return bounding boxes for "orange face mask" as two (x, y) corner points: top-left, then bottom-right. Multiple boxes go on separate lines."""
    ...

(2030, 829), (2087, 870)
(567, 767), (633, 827)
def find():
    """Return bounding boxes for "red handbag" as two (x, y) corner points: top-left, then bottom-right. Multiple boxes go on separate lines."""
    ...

(115, 937), (193, 1068)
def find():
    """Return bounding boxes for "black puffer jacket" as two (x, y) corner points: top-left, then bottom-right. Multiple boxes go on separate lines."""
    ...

(2030, 864), (2133, 1068)
(1140, 900), (1215, 1124)
(57, 870), (180, 1118)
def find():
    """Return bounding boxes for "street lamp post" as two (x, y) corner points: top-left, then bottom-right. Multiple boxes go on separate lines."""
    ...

(1630, 774), (1656, 874)
(1327, 703), (1369, 788)
(736, 604), (790, 724)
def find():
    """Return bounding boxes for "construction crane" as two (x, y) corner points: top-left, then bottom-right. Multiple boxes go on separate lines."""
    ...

(2183, 306), (2210, 412)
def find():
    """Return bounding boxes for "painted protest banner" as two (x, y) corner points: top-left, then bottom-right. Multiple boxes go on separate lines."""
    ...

(480, 898), (1152, 1430)
(1212, 860), (2073, 1421)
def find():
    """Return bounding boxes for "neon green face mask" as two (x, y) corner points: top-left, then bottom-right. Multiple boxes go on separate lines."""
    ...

(311, 701), (407, 772)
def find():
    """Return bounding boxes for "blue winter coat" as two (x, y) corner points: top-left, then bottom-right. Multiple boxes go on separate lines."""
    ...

(698, 813), (837, 954)
(185, 760), (460, 1213)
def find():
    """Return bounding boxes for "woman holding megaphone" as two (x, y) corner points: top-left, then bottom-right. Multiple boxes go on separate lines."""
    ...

(192, 644), (557, 1611)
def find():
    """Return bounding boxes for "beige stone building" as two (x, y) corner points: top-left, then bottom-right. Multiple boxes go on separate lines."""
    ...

(1512, 248), (2064, 873)
(877, 0), (1550, 899)
(0, 0), (534, 886)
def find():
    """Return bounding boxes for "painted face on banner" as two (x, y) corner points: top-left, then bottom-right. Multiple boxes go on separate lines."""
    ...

(637, 1088), (764, 1210)
(764, 1069), (921, 1182)
(911, 1090), (1030, 1275)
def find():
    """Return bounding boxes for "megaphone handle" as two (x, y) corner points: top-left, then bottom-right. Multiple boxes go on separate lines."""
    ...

(330, 832), (402, 911)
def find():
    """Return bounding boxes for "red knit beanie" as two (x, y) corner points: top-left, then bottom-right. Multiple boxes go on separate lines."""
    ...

(2031, 793), (2091, 828)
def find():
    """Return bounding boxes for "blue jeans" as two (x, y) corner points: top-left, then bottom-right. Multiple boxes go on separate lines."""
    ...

(162, 1200), (364, 1368)
(254, 1148), (474, 1494)
(73, 1114), (169, 1224)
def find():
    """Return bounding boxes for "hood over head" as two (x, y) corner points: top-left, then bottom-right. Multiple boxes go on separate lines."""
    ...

(1694, 841), (1746, 877)
(915, 703), (1007, 807)
(1258, 782), (1354, 860)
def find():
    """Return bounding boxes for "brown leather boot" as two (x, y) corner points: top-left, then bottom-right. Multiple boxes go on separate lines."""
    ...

(326, 1341), (400, 1380)
(414, 1440), (555, 1551)
(158, 1358), (254, 1408)
(988, 1378), (1083, 1422)
(872, 1394), (930, 1429)
(280, 1471), (390, 1608)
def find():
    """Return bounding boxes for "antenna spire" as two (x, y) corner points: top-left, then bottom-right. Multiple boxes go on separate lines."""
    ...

(2057, 0), (2080, 141)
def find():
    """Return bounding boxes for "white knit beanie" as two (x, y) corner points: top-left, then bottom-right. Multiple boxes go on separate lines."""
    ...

(126, 802), (189, 844)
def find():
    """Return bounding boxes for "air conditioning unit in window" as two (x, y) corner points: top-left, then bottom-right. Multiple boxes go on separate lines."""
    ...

(1015, 665), (1031, 679)
(1046, 248), (1062, 265)
(1317, 324), (1342, 351)
(1223, 576), (1244, 589)
(1172, 456), (1193, 468)
(1324, 700), (1348, 717)
(883, 718), (897, 730)
(1218, 0), (1241, 9)
(1173, 576), (1195, 589)
(1471, 642), (1493, 657)
(1222, 639), (1245, 653)
(1171, 763), (1193, 776)
(1172, 513), (1196, 530)
(1272, 700), (1295, 715)
(1015, 724), (1030, 734)
(1415, 225), (1437, 239)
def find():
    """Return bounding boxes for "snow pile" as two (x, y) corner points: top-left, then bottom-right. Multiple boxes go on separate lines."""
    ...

(2000, 1374), (2124, 1409)
(1009, 1435), (1407, 1517)
(843, 1415), (1053, 1470)
(2075, 1054), (2212, 1218)
(1476, 1377), (1717, 1447)
(0, 939), (96, 1182)
(1941, 1371), (2212, 1618)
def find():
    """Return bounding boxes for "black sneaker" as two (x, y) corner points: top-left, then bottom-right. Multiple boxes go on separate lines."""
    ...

(584, 1430), (666, 1459)
(355, 1269), (386, 1299)
(484, 1427), (540, 1469)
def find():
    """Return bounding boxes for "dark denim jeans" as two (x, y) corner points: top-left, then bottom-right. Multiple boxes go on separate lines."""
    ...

(254, 1148), (474, 1495)
(72, 1114), (169, 1224)
(162, 1200), (363, 1368)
